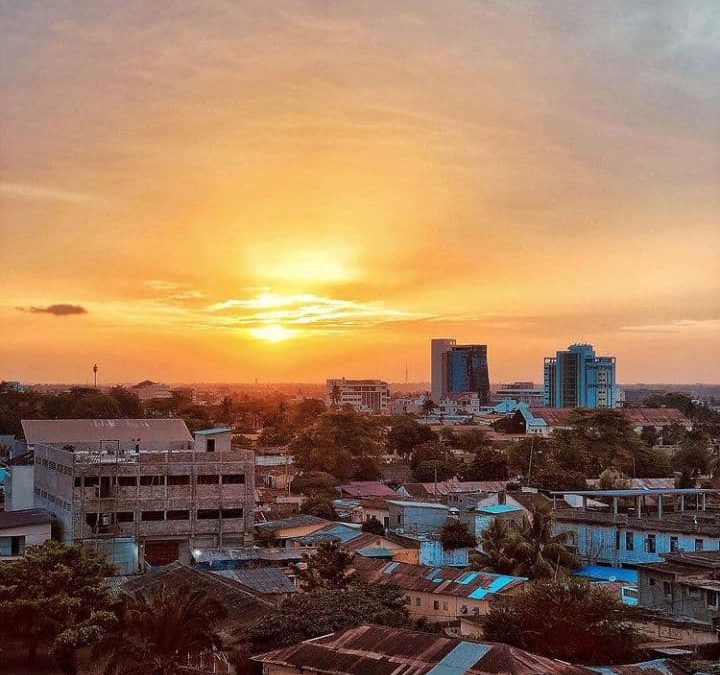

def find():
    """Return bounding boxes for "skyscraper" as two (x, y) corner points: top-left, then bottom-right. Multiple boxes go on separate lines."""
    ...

(543, 343), (617, 409)
(430, 338), (456, 401)
(444, 344), (491, 405)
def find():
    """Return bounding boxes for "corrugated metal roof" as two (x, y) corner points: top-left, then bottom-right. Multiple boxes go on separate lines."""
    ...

(254, 515), (329, 531)
(0, 508), (53, 530)
(194, 427), (232, 435)
(213, 568), (296, 595)
(476, 504), (522, 514)
(574, 566), (638, 584)
(22, 418), (193, 444)
(388, 500), (450, 510)
(339, 482), (399, 498)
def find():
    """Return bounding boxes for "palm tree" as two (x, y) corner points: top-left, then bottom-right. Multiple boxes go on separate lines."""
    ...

(95, 584), (227, 675)
(513, 503), (579, 579)
(472, 517), (520, 575)
(330, 384), (341, 410)
(421, 398), (436, 424)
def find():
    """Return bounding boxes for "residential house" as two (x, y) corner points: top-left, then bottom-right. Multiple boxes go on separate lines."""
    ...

(338, 481), (399, 499)
(387, 500), (450, 534)
(254, 515), (329, 548)
(0, 508), (53, 559)
(212, 567), (297, 603)
(398, 480), (508, 502)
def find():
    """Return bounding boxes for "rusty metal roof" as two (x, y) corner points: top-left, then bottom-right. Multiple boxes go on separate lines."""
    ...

(22, 418), (193, 444)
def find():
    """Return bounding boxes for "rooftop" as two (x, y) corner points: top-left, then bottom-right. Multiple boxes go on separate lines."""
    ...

(22, 418), (193, 444)
(524, 407), (690, 429)
(0, 508), (53, 530)
(339, 481), (399, 498)
(387, 500), (450, 510)
(213, 568), (296, 595)
(574, 565), (638, 584)
(298, 522), (363, 545)
(552, 488), (718, 498)
(475, 504), (523, 514)
(255, 514), (329, 532)
(194, 427), (233, 435)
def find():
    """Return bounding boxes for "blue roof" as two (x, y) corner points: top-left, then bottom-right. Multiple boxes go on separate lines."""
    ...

(468, 574), (524, 600)
(476, 504), (522, 514)
(573, 566), (638, 584)
(426, 642), (492, 675)
(299, 523), (362, 545)
(195, 427), (232, 435)
(356, 547), (393, 558)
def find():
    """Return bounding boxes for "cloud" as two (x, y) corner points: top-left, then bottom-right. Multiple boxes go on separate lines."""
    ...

(16, 304), (88, 316)
(0, 182), (94, 203)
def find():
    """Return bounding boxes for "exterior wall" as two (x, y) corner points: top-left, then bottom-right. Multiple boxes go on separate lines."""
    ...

(418, 540), (469, 567)
(194, 431), (232, 453)
(33, 444), (254, 573)
(555, 520), (720, 568)
(638, 569), (720, 624)
(362, 506), (390, 529)
(543, 344), (616, 409)
(259, 523), (327, 547)
(0, 521), (52, 559)
(444, 345), (490, 405)
(431, 338), (456, 401)
(405, 589), (494, 622)
(325, 379), (390, 414)
(388, 503), (449, 534)
(5, 465), (35, 511)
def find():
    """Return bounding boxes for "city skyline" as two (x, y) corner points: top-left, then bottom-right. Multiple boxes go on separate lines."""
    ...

(2, 2), (719, 383)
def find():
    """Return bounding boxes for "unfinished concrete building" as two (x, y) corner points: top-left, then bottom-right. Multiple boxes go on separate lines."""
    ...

(24, 419), (254, 573)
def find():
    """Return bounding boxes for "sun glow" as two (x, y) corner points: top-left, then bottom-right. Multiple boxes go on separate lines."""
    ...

(250, 324), (296, 342)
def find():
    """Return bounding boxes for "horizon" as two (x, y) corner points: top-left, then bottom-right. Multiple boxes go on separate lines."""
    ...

(2, 2), (718, 383)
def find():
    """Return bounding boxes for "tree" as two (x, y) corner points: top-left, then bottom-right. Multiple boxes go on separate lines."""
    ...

(513, 503), (579, 579)
(439, 520), (476, 550)
(300, 496), (337, 520)
(462, 446), (509, 481)
(290, 471), (339, 499)
(238, 583), (410, 659)
(219, 396), (233, 424)
(361, 516), (385, 535)
(296, 540), (355, 591)
(456, 428), (490, 453)
(639, 425), (659, 448)
(597, 467), (631, 490)
(386, 416), (437, 456)
(473, 518), (519, 575)
(108, 386), (143, 418)
(420, 399), (435, 422)
(0, 541), (115, 668)
(483, 579), (641, 664)
(95, 584), (227, 675)
(292, 398), (326, 427)
(532, 461), (587, 492)
(413, 459), (456, 483)
(673, 430), (711, 482)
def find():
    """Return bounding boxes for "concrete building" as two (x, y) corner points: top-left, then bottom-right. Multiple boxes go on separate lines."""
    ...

(387, 500), (450, 534)
(325, 378), (389, 414)
(544, 343), (617, 409)
(4, 464), (35, 511)
(638, 551), (720, 625)
(24, 419), (254, 574)
(495, 382), (544, 406)
(430, 338), (456, 401)
(551, 488), (720, 569)
(0, 508), (53, 559)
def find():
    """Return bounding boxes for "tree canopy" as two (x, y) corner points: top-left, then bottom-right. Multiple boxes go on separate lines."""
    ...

(439, 520), (476, 550)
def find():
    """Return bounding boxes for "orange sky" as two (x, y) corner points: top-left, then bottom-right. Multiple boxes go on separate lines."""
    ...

(1, 1), (719, 384)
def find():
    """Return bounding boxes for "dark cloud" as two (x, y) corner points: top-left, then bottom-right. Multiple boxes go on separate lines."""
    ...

(16, 304), (88, 316)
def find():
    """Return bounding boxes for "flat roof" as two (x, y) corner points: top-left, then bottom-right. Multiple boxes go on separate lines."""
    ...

(387, 500), (449, 510)
(552, 488), (719, 497)
(574, 565), (638, 584)
(22, 418), (193, 444)
(0, 508), (53, 529)
(195, 427), (233, 435)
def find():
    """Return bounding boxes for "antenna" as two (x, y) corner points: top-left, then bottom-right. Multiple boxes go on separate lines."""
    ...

(93, 363), (98, 388)
(405, 362), (408, 384)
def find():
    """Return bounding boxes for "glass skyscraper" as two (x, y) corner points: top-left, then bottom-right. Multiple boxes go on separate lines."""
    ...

(444, 344), (490, 405)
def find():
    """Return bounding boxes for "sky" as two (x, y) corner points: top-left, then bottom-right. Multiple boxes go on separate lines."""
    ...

(1, 0), (718, 384)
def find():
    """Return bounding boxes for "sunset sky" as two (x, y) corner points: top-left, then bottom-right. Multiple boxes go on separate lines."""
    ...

(1, 1), (718, 384)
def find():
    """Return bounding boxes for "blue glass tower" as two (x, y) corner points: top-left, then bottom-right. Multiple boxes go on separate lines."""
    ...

(444, 344), (490, 405)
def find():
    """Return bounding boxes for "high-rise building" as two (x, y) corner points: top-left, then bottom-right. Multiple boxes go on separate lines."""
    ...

(543, 343), (617, 409)
(444, 344), (491, 405)
(495, 382), (545, 406)
(430, 338), (456, 401)
(325, 379), (390, 414)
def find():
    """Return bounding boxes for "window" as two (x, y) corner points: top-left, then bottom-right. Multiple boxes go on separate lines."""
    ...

(222, 508), (244, 519)
(663, 581), (672, 598)
(649, 577), (657, 587)
(141, 511), (164, 521)
(707, 590), (719, 610)
(0, 536), (25, 557)
(167, 475), (190, 486)
(197, 475), (219, 485)
(140, 475), (165, 487)
(433, 600), (439, 610)
(167, 510), (190, 520)
(442, 602), (448, 610)
(74, 477), (82, 488)
(116, 512), (134, 523)
(415, 597), (421, 606)
(670, 536), (678, 552)
(625, 532), (634, 551)
(646, 534), (656, 553)
(197, 509), (220, 520)
(206, 438), (215, 452)
(687, 587), (701, 599)
(222, 474), (245, 484)
(695, 539), (704, 552)
(614, 531), (620, 551)
(118, 476), (137, 487)
(84, 476), (99, 488)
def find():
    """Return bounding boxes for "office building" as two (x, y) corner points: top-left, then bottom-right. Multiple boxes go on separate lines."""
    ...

(325, 378), (389, 414)
(444, 344), (490, 405)
(430, 338), (456, 401)
(24, 418), (254, 574)
(543, 343), (617, 408)
(495, 382), (544, 406)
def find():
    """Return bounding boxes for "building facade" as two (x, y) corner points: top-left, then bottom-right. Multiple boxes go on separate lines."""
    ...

(430, 338), (456, 401)
(325, 378), (389, 414)
(444, 344), (490, 405)
(543, 343), (617, 409)
(25, 419), (254, 573)
(494, 382), (544, 406)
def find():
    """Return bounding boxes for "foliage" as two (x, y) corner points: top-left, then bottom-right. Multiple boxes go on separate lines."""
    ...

(420, 399), (436, 419)
(0, 541), (115, 667)
(597, 467), (631, 490)
(439, 520), (476, 550)
(291, 398), (327, 427)
(455, 428), (490, 453)
(673, 429), (711, 481)
(639, 425), (660, 448)
(461, 446), (509, 481)
(296, 540), (355, 590)
(300, 496), (337, 520)
(532, 461), (587, 491)
(413, 459), (457, 483)
(483, 579), (641, 664)
(361, 516), (385, 535)
(289, 471), (339, 499)
(386, 415), (437, 456)
(238, 583), (410, 657)
(107, 386), (143, 417)
(95, 583), (227, 675)
(472, 518), (519, 575)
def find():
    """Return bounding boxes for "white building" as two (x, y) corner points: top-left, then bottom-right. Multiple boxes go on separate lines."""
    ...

(494, 382), (544, 406)
(326, 379), (390, 414)
(430, 338), (456, 402)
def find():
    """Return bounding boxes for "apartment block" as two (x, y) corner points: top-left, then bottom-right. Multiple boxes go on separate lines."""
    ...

(325, 378), (390, 414)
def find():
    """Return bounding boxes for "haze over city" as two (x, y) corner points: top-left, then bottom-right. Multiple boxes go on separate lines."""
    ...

(2, 1), (719, 383)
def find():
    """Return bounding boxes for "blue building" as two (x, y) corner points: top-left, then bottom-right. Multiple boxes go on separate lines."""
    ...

(444, 344), (490, 405)
(543, 343), (617, 409)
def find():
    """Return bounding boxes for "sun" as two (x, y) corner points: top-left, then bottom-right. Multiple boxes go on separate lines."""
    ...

(250, 324), (295, 343)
